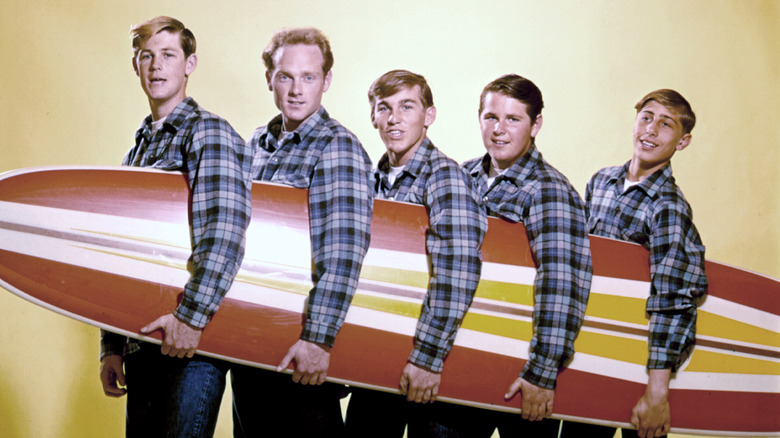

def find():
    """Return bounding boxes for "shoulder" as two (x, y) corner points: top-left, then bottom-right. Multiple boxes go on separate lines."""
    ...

(461, 156), (484, 174)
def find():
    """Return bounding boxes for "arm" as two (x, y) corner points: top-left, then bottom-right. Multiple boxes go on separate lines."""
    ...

(645, 202), (707, 370)
(631, 202), (706, 432)
(146, 118), (252, 357)
(508, 183), (592, 417)
(277, 133), (373, 383)
(99, 330), (127, 397)
(402, 164), (486, 402)
(631, 369), (671, 437)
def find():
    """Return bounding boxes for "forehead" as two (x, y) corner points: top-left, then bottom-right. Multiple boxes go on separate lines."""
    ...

(139, 30), (183, 52)
(638, 100), (681, 122)
(271, 44), (324, 72)
(481, 92), (529, 116)
(377, 85), (423, 104)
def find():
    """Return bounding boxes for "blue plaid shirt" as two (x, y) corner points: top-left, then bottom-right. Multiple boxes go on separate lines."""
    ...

(249, 106), (373, 347)
(463, 145), (592, 389)
(585, 161), (707, 370)
(375, 138), (487, 373)
(101, 97), (253, 358)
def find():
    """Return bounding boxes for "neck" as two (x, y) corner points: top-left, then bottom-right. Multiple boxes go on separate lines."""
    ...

(150, 95), (186, 122)
(628, 158), (666, 182)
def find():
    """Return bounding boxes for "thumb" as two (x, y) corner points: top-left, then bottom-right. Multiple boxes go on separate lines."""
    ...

(505, 379), (522, 400)
(140, 316), (166, 334)
(276, 349), (295, 372)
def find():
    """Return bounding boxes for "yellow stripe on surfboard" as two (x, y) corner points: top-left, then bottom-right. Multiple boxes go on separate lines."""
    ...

(698, 311), (779, 349)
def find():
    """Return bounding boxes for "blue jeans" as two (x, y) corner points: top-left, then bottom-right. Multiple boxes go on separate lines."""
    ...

(231, 364), (346, 438)
(124, 342), (230, 438)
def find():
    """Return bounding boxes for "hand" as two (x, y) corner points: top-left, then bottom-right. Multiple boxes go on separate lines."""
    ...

(399, 362), (441, 403)
(631, 369), (671, 437)
(140, 313), (203, 358)
(100, 354), (127, 397)
(277, 339), (331, 385)
(505, 376), (554, 421)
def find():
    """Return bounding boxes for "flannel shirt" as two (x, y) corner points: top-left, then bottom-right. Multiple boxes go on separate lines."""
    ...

(585, 161), (707, 370)
(375, 138), (487, 373)
(249, 106), (373, 347)
(463, 145), (592, 389)
(100, 97), (252, 358)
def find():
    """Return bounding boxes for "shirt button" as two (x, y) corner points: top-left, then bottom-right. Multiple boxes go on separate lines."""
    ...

(482, 196), (489, 203)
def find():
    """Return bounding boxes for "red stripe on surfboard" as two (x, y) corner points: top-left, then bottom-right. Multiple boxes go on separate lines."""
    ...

(1, 250), (777, 434)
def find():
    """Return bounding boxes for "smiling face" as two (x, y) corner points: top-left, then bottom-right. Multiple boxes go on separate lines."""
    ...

(630, 100), (691, 181)
(133, 30), (197, 120)
(266, 44), (332, 132)
(372, 85), (436, 167)
(479, 92), (542, 170)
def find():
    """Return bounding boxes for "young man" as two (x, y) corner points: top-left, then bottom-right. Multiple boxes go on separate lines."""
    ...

(230, 28), (373, 437)
(428, 74), (592, 437)
(98, 16), (252, 437)
(561, 90), (708, 438)
(344, 70), (487, 437)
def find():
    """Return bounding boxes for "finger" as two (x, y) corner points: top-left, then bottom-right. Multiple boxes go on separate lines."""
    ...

(399, 374), (409, 395)
(316, 371), (327, 385)
(423, 389), (433, 403)
(186, 348), (196, 359)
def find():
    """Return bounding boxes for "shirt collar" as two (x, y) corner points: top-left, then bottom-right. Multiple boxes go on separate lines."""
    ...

(608, 160), (674, 197)
(136, 97), (198, 141)
(470, 143), (542, 186)
(265, 105), (329, 145)
(377, 137), (434, 178)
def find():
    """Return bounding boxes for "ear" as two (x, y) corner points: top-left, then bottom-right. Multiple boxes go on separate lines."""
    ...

(185, 54), (198, 77)
(676, 133), (692, 151)
(322, 70), (332, 93)
(371, 109), (378, 129)
(530, 114), (543, 138)
(265, 70), (273, 91)
(132, 56), (139, 77)
(424, 106), (437, 128)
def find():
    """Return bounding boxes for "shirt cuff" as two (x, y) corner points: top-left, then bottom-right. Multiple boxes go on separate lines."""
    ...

(521, 359), (559, 390)
(408, 343), (447, 374)
(301, 319), (340, 347)
(100, 330), (127, 360)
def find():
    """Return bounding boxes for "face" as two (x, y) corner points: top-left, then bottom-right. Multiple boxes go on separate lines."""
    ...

(631, 100), (691, 177)
(372, 85), (436, 167)
(266, 44), (332, 132)
(479, 92), (542, 170)
(133, 30), (197, 119)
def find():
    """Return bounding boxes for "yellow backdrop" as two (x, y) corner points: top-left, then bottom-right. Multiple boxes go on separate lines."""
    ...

(0, 1), (777, 437)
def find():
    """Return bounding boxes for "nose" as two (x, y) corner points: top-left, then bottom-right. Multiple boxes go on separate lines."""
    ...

(388, 111), (399, 124)
(289, 79), (301, 96)
(492, 120), (505, 135)
(645, 121), (657, 136)
(150, 55), (162, 71)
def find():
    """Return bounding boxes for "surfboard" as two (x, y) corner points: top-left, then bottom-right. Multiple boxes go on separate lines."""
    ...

(0, 166), (777, 437)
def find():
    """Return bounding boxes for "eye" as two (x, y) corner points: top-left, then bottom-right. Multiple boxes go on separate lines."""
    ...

(402, 104), (413, 111)
(304, 75), (315, 81)
(278, 74), (290, 82)
(377, 105), (388, 112)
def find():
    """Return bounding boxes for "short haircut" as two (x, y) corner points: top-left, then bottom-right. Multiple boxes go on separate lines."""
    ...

(479, 74), (544, 121)
(634, 89), (696, 134)
(368, 69), (434, 117)
(262, 27), (334, 75)
(130, 16), (196, 58)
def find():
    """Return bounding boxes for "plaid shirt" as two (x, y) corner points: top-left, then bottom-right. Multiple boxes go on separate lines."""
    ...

(585, 161), (707, 370)
(375, 138), (487, 373)
(463, 145), (592, 389)
(249, 106), (373, 347)
(101, 97), (253, 358)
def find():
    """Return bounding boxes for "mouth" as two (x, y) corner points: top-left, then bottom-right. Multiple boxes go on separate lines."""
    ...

(149, 78), (166, 86)
(639, 138), (658, 149)
(492, 139), (509, 146)
(287, 100), (305, 107)
(386, 129), (404, 139)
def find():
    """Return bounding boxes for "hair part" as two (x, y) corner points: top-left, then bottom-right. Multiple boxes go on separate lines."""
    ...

(130, 16), (196, 57)
(479, 74), (544, 121)
(634, 89), (696, 134)
(368, 69), (434, 117)
(262, 27), (333, 75)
